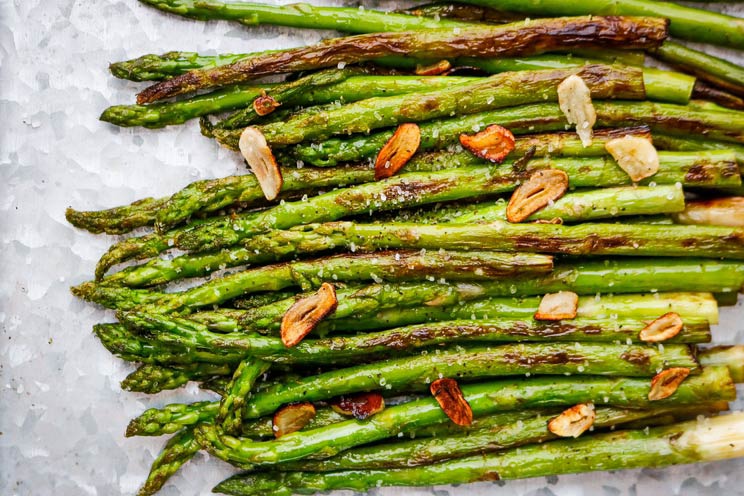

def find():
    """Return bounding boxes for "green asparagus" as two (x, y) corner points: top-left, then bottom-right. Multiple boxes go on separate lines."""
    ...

(276, 404), (728, 472)
(215, 65), (644, 148)
(196, 366), (732, 467)
(136, 17), (667, 103)
(124, 313), (711, 366)
(137, 427), (200, 496)
(70, 126), (654, 237)
(121, 363), (232, 393)
(213, 412), (744, 494)
(456, 0), (744, 48)
(85, 250), (554, 312)
(278, 101), (744, 166)
(217, 359), (271, 435)
(92, 150), (742, 279)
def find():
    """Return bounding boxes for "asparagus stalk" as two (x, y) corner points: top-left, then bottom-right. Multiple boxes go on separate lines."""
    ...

(223, 290), (720, 335)
(691, 81), (744, 112)
(102, 73), (476, 129)
(91, 151), (741, 278)
(329, 291), (720, 334)
(138, 0), (467, 31)
(125, 355), (737, 438)
(93, 323), (245, 365)
(213, 412), (744, 494)
(276, 404), (729, 472)
(110, 51), (251, 81)
(67, 163), (378, 236)
(141, 0), (743, 51)
(127, 401), (346, 438)
(137, 427), (199, 496)
(653, 134), (744, 165)
(380, 57), (692, 105)
(101, 218), (744, 300)
(238, 343), (699, 419)
(108, 50), (622, 82)
(662, 43), (743, 91)
(219, 65), (644, 148)
(278, 101), (744, 165)
(449, 185), (685, 224)
(136, 17), (667, 103)
(82, 257), (744, 315)
(217, 359), (271, 435)
(196, 366), (732, 468)
(121, 363), (232, 393)
(100, 83), (275, 128)
(70, 126), (653, 236)
(80, 250), (554, 312)
(124, 313), (711, 366)
(456, 0), (744, 48)
(64, 197), (167, 235)
(700, 345), (744, 383)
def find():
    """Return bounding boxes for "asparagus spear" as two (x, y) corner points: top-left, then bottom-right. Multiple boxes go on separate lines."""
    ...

(82, 257), (744, 314)
(380, 57), (692, 105)
(223, 290), (719, 335)
(102, 218), (744, 298)
(277, 404), (729, 472)
(111, 49), (647, 84)
(91, 151), (741, 278)
(124, 313), (712, 366)
(328, 291), (720, 334)
(110, 51), (251, 81)
(81, 250), (554, 312)
(691, 82), (744, 112)
(215, 64), (645, 148)
(456, 0), (744, 48)
(97, 183), (692, 289)
(700, 346), (744, 383)
(213, 412), (744, 494)
(138, 0), (467, 31)
(124, 353), (738, 438)
(652, 42), (744, 97)
(67, 163), (377, 236)
(217, 359), (271, 435)
(238, 343), (699, 419)
(121, 363), (232, 393)
(448, 185), (685, 224)
(278, 101), (744, 165)
(653, 134), (744, 166)
(102, 73), (474, 129)
(94, 323), (245, 365)
(70, 126), (653, 236)
(137, 427), (199, 496)
(136, 16), (667, 103)
(64, 197), (167, 235)
(127, 401), (346, 438)
(196, 366), (732, 468)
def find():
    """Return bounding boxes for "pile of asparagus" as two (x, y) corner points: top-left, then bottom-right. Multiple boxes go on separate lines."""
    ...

(69, 0), (744, 494)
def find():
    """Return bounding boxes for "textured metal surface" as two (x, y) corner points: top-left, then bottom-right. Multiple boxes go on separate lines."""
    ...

(0, 1), (743, 494)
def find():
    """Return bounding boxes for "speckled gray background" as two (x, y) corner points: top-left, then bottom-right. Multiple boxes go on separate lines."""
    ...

(1, 1), (743, 495)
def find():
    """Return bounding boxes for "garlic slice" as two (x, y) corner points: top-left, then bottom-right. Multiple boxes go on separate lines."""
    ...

(239, 127), (283, 201)
(605, 136), (660, 182)
(557, 75), (596, 147)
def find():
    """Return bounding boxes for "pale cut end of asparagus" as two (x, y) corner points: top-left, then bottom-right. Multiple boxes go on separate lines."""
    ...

(673, 197), (744, 228)
(673, 412), (744, 461)
(557, 74), (596, 147)
(605, 136), (660, 182)
(699, 345), (744, 383)
(239, 127), (283, 201)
